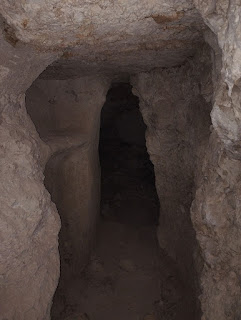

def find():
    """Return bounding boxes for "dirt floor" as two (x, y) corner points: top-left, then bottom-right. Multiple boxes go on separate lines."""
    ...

(51, 138), (194, 320)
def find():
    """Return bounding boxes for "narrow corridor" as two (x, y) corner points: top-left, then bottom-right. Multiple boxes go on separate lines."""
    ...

(51, 83), (194, 320)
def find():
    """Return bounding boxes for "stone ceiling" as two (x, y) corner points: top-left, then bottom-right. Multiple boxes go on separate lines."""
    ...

(0, 0), (207, 78)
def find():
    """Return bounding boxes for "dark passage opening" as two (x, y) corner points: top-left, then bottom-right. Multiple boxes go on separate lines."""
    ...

(25, 78), (201, 320)
(49, 82), (195, 320)
(99, 82), (159, 226)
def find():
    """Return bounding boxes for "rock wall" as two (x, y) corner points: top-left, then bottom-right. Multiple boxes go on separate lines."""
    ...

(131, 45), (213, 316)
(191, 2), (241, 319)
(194, 1), (241, 157)
(131, 2), (241, 318)
(0, 95), (60, 320)
(191, 132), (241, 320)
(0, 25), (61, 320)
(0, 0), (205, 76)
(1, 1), (241, 319)
(26, 77), (110, 286)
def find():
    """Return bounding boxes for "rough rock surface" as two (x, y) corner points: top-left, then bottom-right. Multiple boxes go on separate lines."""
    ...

(0, 21), (61, 319)
(195, 0), (241, 155)
(0, 95), (60, 320)
(1, 0), (202, 47)
(191, 2), (241, 319)
(0, 0), (241, 319)
(1, 0), (206, 77)
(0, 18), (56, 97)
(191, 132), (241, 320)
(26, 76), (110, 298)
(131, 45), (213, 317)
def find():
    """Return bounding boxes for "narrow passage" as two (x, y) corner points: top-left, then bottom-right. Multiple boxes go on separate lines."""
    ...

(52, 83), (193, 320)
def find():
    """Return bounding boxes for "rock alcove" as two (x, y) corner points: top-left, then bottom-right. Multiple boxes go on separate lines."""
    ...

(1, 1), (241, 320)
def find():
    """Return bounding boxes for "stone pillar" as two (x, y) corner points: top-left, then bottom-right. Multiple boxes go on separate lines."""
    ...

(26, 76), (110, 282)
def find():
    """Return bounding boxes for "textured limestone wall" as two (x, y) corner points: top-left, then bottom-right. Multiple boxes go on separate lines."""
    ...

(131, 46), (213, 316)
(0, 26), (61, 319)
(0, 97), (60, 320)
(26, 77), (110, 284)
(0, 0), (206, 78)
(26, 78), (109, 138)
(194, 1), (241, 156)
(191, 132), (241, 320)
(191, 2), (241, 319)
(0, 97), (59, 320)
(1, 0), (241, 319)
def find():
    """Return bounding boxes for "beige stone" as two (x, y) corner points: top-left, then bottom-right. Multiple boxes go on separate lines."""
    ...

(131, 46), (213, 305)
(0, 0), (241, 319)
(26, 77), (110, 281)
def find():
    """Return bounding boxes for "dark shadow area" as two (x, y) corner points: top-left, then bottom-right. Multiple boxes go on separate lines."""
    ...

(99, 82), (160, 226)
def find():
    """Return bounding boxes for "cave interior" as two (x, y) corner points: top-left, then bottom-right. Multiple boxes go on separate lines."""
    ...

(1, 2), (241, 320)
